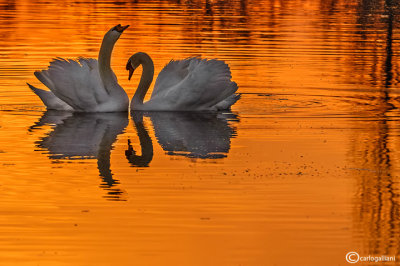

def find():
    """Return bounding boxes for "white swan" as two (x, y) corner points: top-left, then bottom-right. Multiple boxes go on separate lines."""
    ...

(126, 52), (240, 111)
(27, 24), (130, 112)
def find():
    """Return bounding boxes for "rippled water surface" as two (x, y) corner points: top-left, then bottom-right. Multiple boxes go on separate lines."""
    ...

(1, 0), (400, 265)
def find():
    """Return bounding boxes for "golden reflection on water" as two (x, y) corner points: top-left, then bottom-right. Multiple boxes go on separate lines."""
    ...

(0, 0), (400, 265)
(349, 118), (400, 257)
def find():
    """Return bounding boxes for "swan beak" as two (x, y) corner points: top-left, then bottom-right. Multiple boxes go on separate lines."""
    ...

(114, 24), (130, 33)
(126, 61), (135, 80)
(128, 68), (134, 80)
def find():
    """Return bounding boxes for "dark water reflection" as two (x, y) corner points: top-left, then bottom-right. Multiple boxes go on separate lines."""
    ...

(30, 111), (129, 200)
(146, 111), (238, 159)
(125, 111), (237, 166)
(31, 111), (238, 200)
(125, 111), (239, 164)
(125, 112), (154, 167)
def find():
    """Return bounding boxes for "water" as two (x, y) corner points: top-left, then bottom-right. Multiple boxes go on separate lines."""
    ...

(1, 0), (400, 265)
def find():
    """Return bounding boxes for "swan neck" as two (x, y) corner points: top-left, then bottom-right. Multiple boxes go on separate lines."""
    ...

(98, 33), (117, 92)
(126, 113), (154, 166)
(132, 54), (154, 105)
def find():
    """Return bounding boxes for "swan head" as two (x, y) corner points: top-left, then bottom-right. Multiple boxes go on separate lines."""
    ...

(113, 24), (130, 33)
(126, 52), (154, 80)
(126, 53), (143, 80)
(105, 24), (129, 42)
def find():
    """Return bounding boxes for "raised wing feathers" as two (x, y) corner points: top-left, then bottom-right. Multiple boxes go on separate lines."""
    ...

(151, 58), (238, 110)
(152, 58), (193, 97)
(34, 58), (109, 111)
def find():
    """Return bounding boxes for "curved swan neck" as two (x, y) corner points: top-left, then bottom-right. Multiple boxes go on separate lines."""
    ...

(132, 53), (154, 105)
(125, 113), (154, 167)
(98, 32), (119, 93)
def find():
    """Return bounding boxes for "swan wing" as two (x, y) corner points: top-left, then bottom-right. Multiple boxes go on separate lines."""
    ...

(152, 58), (193, 97)
(151, 58), (238, 110)
(34, 58), (110, 111)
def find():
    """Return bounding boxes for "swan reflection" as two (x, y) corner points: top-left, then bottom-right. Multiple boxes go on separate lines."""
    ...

(125, 112), (153, 167)
(127, 111), (237, 165)
(31, 111), (128, 200)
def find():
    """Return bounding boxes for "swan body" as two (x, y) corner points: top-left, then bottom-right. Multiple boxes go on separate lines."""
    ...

(127, 52), (240, 111)
(27, 25), (130, 112)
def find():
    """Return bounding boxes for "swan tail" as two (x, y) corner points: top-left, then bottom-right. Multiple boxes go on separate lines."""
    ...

(27, 83), (73, 111)
(213, 92), (241, 111)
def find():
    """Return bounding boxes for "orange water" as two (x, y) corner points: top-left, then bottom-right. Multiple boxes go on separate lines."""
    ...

(0, 0), (400, 265)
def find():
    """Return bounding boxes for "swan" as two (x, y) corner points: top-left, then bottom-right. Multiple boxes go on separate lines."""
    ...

(27, 24), (130, 112)
(126, 52), (240, 111)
